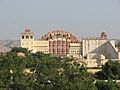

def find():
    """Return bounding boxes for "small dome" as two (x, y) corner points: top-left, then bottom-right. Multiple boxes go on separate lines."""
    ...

(53, 38), (57, 41)
(25, 26), (31, 32)
(67, 39), (70, 41)
(25, 28), (30, 32)
(101, 32), (107, 35)
(101, 32), (107, 39)
(100, 54), (105, 60)
(58, 38), (62, 40)
(49, 39), (53, 41)
(62, 38), (66, 41)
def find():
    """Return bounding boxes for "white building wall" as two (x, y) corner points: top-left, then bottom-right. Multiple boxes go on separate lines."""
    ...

(82, 39), (118, 59)
(21, 39), (34, 51)
(82, 39), (107, 59)
(69, 43), (81, 58)
(33, 40), (49, 53)
(118, 52), (120, 60)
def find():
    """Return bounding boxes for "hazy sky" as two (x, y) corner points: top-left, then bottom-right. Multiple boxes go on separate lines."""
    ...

(0, 0), (120, 40)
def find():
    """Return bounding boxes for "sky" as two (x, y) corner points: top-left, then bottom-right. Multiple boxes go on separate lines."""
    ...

(0, 0), (120, 40)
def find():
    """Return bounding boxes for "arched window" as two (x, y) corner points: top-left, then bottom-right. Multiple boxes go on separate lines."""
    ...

(26, 36), (29, 39)
(22, 36), (24, 39)
(30, 36), (33, 39)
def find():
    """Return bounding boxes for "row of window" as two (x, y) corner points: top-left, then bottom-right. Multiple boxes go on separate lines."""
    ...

(35, 42), (48, 44)
(49, 52), (68, 54)
(22, 42), (48, 45)
(50, 50), (67, 52)
(70, 51), (80, 53)
(22, 36), (33, 39)
(22, 42), (33, 45)
(50, 44), (70, 47)
(88, 60), (97, 64)
(36, 50), (49, 53)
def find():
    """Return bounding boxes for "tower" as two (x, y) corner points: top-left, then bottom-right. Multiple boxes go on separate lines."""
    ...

(101, 32), (107, 39)
(20, 27), (34, 51)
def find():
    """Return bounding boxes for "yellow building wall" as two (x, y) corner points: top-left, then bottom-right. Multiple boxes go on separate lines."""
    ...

(69, 43), (81, 58)
(33, 40), (49, 53)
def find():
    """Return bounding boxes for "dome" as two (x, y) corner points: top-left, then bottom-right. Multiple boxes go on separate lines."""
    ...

(25, 29), (30, 32)
(49, 39), (53, 41)
(62, 38), (66, 41)
(53, 38), (57, 41)
(41, 30), (79, 43)
(25, 26), (31, 32)
(101, 32), (107, 36)
(101, 32), (107, 39)
(100, 54), (105, 60)
(58, 37), (62, 40)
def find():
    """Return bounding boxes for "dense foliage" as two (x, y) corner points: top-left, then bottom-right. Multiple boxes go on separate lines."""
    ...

(0, 48), (120, 90)
(95, 80), (120, 90)
(95, 60), (120, 80)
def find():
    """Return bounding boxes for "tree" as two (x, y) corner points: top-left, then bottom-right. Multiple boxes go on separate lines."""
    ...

(1, 48), (120, 90)
(95, 80), (120, 90)
(0, 51), (34, 89)
(10, 47), (30, 56)
(31, 54), (96, 90)
(95, 60), (120, 80)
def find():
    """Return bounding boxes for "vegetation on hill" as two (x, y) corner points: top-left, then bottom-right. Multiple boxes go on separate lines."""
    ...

(0, 47), (120, 90)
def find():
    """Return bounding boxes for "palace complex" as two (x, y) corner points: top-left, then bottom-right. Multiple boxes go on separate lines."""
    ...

(20, 28), (120, 72)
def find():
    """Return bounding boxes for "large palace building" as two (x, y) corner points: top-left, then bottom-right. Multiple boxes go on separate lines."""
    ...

(21, 28), (120, 71)
(20, 28), (120, 60)
(21, 28), (81, 58)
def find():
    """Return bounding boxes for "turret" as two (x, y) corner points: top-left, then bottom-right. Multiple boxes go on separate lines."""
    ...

(21, 28), (34, 40)
(20, 27), (34, 51)
(101, 32), (107, 39)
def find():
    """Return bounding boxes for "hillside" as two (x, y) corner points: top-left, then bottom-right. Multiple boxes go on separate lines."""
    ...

(0, 40), (20, 53)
